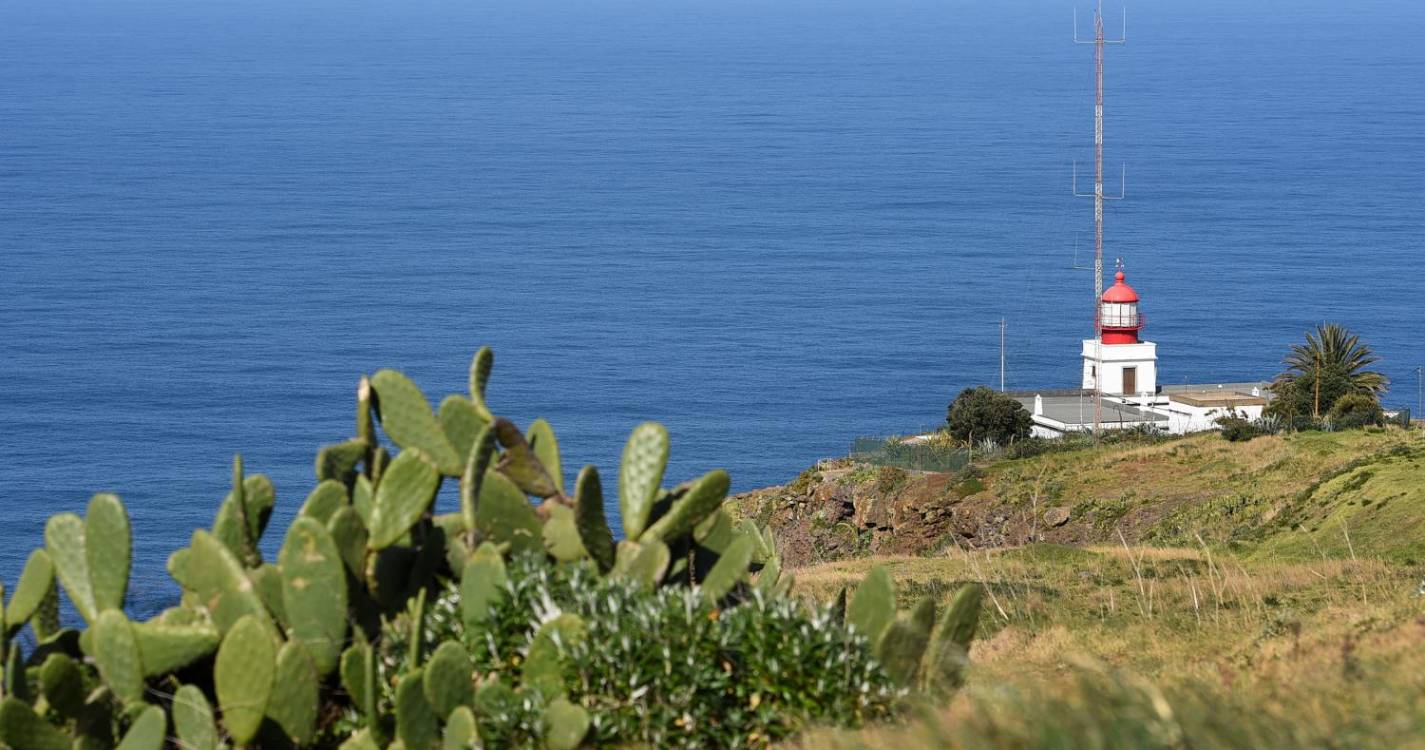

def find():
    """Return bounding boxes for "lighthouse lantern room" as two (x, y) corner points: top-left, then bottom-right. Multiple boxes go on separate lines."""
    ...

(1082, 269), (1157, 397)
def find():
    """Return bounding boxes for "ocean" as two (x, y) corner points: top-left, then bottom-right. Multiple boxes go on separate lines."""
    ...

(2, 0), (1422, 612)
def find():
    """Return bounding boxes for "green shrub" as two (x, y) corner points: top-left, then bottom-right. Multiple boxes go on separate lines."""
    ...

(375, 553), (900, 748)
(1216, 414), (1259, 442)
(1327, 393), (1385, 430)
(0, 349), (984, 749)
(946, 387), (1032, 446)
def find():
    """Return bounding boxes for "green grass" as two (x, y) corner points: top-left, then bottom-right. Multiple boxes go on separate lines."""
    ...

(787, 542), (1425, 749)
(1255, 441), (1425, 564)
(980, 427), (1425, 552)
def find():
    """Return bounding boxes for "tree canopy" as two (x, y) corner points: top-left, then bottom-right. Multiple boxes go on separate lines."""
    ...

(1268, 323), (1386, 420)
(946, 386), (1032, 445)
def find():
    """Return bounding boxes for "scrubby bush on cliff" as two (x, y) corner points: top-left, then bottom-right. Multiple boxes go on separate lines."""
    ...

(0, 348), (983, 749)
(1327, 393), (1385, 430)
(1215, 414), (1259, 442)
(946, 386), (1032, 446)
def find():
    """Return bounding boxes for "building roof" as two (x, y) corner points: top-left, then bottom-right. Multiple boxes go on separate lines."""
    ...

(1011, 393), (1168, 427)
(1168, 391), (1268, 408)
(1159, 381), (1270, 395)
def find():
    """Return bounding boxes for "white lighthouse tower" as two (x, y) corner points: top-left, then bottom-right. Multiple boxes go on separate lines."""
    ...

(1082, 269), (1157, 397)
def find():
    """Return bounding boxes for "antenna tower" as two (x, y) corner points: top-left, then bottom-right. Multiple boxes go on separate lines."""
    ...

(1074, 2), (1125, 435)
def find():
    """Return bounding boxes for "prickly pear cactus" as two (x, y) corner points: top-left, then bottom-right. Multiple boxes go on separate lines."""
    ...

(0, 347), (946, 749)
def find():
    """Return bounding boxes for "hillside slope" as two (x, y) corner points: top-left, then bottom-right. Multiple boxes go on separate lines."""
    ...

(727, 428), (1425, 566)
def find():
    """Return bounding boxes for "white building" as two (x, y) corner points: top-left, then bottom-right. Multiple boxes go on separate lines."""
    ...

(1010, 270), (1268, 437)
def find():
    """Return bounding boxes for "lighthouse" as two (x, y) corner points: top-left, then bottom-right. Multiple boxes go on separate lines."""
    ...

(1082, 269), (1157, 396)
(1003, 10), (1273, 438)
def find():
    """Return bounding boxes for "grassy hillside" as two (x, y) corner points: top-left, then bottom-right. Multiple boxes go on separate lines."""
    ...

(788, 543), (1425, 748)
(730, 427), (1425, 565)
(741, 427), (1425, 747)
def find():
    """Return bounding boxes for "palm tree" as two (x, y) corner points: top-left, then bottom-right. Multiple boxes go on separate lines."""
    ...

(1271, 323), (1387, 418)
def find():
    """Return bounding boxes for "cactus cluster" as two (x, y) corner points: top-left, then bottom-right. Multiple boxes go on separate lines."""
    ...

(844, 567), (983, 695)
(0, 348), (980, 749)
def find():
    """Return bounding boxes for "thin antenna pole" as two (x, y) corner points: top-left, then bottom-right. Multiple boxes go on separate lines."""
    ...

(1092, 4), (1105, 435)
(1000, 318), (1007, 392)
(1416, 366), (1422, 422)
(1074, 1), (1124, 437)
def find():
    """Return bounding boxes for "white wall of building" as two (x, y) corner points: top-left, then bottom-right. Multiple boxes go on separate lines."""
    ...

(1082, 340), (1158, 396)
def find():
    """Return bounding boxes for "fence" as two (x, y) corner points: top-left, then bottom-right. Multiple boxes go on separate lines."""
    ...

(849, 435), (971, 473)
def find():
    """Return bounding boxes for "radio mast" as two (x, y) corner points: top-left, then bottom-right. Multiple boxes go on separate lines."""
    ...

(1074, 2), (1125, 435)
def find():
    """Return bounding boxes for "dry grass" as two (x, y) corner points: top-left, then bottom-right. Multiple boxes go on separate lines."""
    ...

(785, 542), (1425, 748)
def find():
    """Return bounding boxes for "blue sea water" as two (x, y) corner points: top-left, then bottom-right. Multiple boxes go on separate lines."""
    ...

(2, 0), (1422, 613)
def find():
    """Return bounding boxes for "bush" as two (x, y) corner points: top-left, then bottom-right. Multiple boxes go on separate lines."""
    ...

(1328, 393), (1385, 430)
(850, 434), (971, 473)
(0, 348), (984, 750)
(1216, 414), (1259, 442)
(946, 386), (1032, 446)
(369, 553), (900, 748)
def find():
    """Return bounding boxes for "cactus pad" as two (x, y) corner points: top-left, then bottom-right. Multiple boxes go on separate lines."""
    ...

(352, 475), (375, 526)
(492, 418), (559, 498)
(115, 705), (166, 750)
(173, 684), (220, 750)
(93, 609), (145, 706)
(133, 620), (220, 676)
(371, 369), (463, 475)
(395, 668), (439, 750)
(37, 653), (84, 718)
(572, 465), (616, 572)
(541, 504), (589, 562)
(544, 696), (591, 750)
(642, 469), (730, 543)
(459, 423), (496, 534)
(83, 493), (131, 614)
(922, 583), (983, 695)
(524, 614), (587, 698)
(299, 480), (349, 525)
(368, 449), (441, 550)
(527, 417), (564, 495)
(4, 549), (55, 632)
(327, 505), (370, 577)
(0, 697), (70, 750)
(443, 705), (479, 750)
(279, 517), (348, 675)
(268, 641), (320, 745)
(468, 346), (495, 421)
(699, 533), (755, 602)
(44, 512), (96, 624)
(614, 540), (671, 588)
(876, 596), (936, 687)
(618, 422), (669, 541)
(847, 566), (895, 646)
(474, 468), (542, 554)
(439, 395), (486, 463)
(316, 439), (367, 486)
(422, 641), (473, 718)
(460, 543), (507, 629)
(214, 614), (276, 745)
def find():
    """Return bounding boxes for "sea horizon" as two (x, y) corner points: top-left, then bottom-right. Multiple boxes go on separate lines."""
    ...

(3, 0), (1422, 610)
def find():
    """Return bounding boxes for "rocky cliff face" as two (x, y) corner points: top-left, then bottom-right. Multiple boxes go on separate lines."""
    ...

(726, 430), (1425, 568)
(726, 458), (1052, 567)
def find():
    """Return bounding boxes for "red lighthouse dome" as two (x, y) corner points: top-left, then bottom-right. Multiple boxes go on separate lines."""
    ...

(1099, 270), (1144, 344)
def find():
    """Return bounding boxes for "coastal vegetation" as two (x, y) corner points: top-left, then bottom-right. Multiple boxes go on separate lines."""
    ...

(0, 350), (984, 749)
(944, 387), (1032, 448)
(0, 337), (1417, 748)
(1268, 322), (1388, 423)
